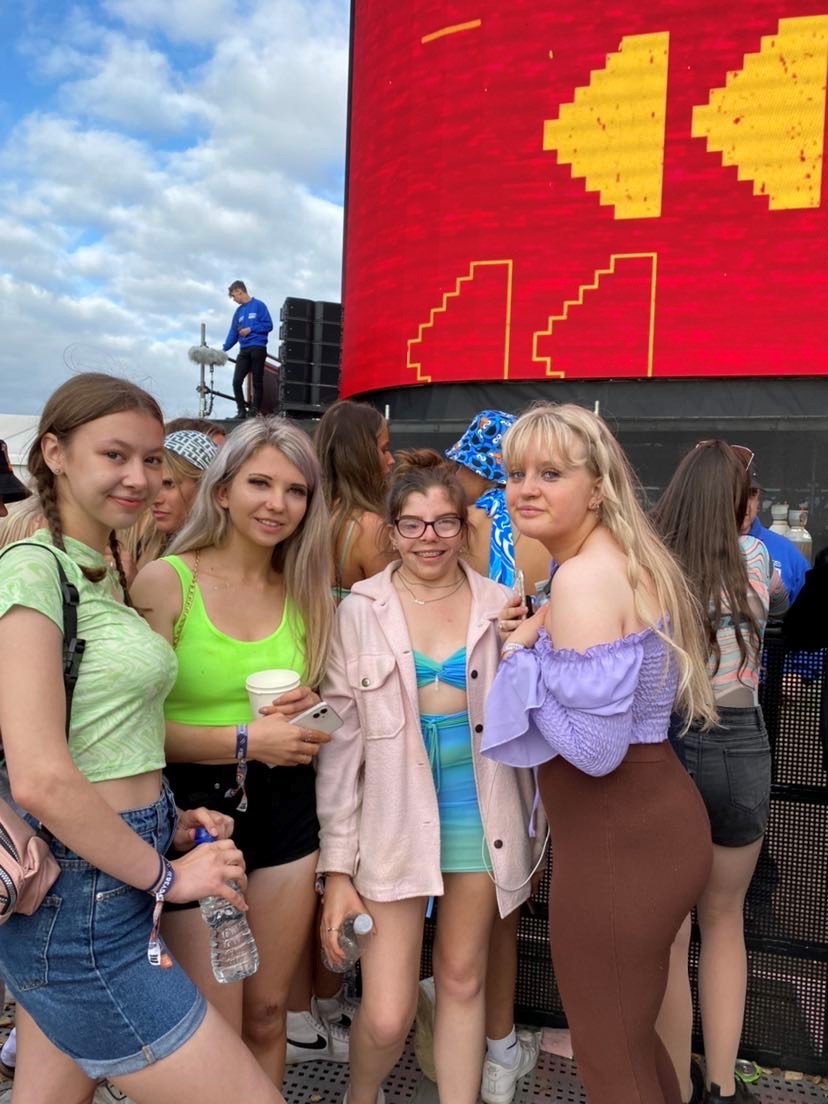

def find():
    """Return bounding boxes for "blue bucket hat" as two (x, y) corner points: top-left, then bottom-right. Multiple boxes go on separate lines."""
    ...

(445, 410), (515, 485)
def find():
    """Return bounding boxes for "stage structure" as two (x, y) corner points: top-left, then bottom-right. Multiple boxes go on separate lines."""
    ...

(343, 0), (828, 1074)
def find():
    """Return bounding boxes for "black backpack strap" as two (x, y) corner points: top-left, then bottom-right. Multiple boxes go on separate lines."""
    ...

(0, 543), (85, 739)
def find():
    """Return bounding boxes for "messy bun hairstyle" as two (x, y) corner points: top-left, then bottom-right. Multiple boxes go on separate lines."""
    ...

(384, 449), (469, 550)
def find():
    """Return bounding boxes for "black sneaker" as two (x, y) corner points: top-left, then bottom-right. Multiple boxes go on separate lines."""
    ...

(689, 1059), (704, 1104)
(703, 1081), (758, 1104)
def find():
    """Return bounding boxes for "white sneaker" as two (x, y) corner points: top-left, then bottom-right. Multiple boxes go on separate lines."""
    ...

(317, 991), (360, 1030)
(414, 976), (436, 1081)
(481, 1030), (540, 1104)
(285, 999), (349, 1064)
(93, 1084), (136, 1104)
(342, 1089), (385, 1104)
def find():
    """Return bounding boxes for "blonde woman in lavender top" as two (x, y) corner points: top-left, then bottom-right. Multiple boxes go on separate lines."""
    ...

(483, 404), (716, 1104)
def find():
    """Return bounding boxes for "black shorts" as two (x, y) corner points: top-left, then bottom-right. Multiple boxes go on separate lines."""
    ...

(682, 706), (771, 847)
(164, 761), (319, 911)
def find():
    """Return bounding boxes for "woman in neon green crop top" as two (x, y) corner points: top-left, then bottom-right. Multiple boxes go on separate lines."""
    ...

(0, 373), (284, 1104)
(132, 417), (335, 1088)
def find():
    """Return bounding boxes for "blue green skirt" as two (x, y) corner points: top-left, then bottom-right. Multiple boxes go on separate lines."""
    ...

(420, 710), (488, 873)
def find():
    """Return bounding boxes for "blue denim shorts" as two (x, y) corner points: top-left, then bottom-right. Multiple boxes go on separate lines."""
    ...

(683, 706), (771, 847)
(0, 784), (206, 1078)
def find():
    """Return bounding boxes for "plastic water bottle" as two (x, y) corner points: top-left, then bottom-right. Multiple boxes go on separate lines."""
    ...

(322, 912), (374, 973)
(194, 827), (259, 983)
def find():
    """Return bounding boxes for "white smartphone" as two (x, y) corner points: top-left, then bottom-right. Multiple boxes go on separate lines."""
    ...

(290, 700), (344, 735)
(512, 568), (526, 605)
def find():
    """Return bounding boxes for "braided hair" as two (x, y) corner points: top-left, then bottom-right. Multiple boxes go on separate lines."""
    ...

(28, 373), (163, 604)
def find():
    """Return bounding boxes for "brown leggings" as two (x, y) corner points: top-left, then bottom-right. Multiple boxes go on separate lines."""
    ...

(539, 743), (712, 1104)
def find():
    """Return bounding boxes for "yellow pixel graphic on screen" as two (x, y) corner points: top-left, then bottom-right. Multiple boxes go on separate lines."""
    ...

(542, 32), (669, 220)
(692, 15), (828, 210)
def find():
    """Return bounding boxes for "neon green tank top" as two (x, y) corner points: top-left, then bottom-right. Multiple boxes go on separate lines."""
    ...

(163, 555), (307, 725)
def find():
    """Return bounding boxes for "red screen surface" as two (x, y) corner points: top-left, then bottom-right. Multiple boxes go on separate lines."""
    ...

(341, 0), (828, 394)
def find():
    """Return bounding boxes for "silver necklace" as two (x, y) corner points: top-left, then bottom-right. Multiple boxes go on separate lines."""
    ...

(396, 572), (465, 606)
(397, 569), (463, 590)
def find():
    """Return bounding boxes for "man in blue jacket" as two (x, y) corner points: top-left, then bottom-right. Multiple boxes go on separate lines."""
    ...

(223, 280), (273, 418)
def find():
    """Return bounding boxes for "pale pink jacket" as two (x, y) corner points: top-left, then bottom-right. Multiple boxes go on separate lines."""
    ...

(316, 561), (546, 917)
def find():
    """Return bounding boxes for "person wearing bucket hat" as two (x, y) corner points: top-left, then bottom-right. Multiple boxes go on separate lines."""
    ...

(445, 411), (550, 593)
(133, 431), (218, 570)
(0, 440), (30, 518)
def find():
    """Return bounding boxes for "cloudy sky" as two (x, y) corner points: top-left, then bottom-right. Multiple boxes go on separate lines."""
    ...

(0, 0), (349, 418)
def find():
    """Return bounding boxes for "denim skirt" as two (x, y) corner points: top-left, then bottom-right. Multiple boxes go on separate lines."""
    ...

(683, 705), (771, 847)
(0, 783), (206, 1078)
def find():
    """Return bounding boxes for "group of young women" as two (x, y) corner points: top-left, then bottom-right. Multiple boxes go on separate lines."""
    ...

(0, 372), (779, 1104)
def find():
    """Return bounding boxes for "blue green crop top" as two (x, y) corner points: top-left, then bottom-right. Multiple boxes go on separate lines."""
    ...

(413, 647), (467, 689)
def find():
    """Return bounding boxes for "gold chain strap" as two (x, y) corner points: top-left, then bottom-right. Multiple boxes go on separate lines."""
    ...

(172, 549), (200, 650)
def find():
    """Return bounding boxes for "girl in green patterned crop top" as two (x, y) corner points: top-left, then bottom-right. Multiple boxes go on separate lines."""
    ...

(0, 373), (285, 1104)
(132, 418), (335, 1088)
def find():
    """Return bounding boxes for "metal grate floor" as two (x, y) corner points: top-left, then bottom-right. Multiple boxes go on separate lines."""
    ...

(284, 1035), (828, 1104)
(2, 1004), (827, 1103)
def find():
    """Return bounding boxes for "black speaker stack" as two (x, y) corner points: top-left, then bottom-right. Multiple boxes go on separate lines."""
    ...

(277, 297), (342, 416)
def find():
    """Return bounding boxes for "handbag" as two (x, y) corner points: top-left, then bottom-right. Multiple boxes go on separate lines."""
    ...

(0, 543), (85, 923)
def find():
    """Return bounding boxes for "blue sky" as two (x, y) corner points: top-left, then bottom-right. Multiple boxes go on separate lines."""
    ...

(0, 0), (349, 416)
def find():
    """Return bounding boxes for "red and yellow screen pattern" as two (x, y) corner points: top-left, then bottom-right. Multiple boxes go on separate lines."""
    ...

(341, 0), (828, 393)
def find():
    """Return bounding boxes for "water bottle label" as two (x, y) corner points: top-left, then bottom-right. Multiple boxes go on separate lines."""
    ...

(147, 934), (173, 969)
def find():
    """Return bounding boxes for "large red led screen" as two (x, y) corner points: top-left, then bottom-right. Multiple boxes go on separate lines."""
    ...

(340, 0), (828, 394)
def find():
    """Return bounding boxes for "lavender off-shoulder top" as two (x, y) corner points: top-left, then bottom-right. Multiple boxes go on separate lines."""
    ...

(482, 628), (677, 777)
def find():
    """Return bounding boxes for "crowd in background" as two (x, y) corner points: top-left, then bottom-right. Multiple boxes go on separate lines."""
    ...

(0, 375), (821, 1104)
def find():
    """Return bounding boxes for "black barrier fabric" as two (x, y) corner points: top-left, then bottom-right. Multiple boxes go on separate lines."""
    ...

(419, 628), (828, 1073)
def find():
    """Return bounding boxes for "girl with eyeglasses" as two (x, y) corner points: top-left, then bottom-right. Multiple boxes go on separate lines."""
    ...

(315, 450), (542, 1104)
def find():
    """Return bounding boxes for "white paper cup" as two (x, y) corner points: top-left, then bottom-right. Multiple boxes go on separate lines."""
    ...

(245, 668), (301, 719)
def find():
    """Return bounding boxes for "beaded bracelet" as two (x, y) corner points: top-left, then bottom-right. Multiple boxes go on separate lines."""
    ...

(500, 642), (527, 660)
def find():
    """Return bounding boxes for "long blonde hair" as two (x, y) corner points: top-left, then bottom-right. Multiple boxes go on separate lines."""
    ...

(169, 418), (334, 688)
(503, 403), (716, 728)
(0, 495), (45, 548)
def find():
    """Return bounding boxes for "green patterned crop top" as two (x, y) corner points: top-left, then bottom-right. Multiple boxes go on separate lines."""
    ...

(0, 532), (177, 782)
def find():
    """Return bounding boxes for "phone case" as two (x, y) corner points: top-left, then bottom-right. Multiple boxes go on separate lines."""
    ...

(291, 702), (344, 735)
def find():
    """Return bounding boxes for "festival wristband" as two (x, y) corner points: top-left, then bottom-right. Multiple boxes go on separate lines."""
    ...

(224, 724), (249, 813)
(147, 857), (175, 969)
(146, 853), (169, 895)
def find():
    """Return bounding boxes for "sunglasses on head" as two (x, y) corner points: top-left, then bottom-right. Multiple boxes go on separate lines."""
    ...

(695, 440), (754, 471)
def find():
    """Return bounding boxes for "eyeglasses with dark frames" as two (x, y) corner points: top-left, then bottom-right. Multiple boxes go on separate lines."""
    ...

(394, 515), (464, 539)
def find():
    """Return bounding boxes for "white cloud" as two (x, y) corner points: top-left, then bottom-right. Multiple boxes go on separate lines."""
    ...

(101, 0), (240, 44)
(62, 38), (208, 133)
(0, 0), (348, 417)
